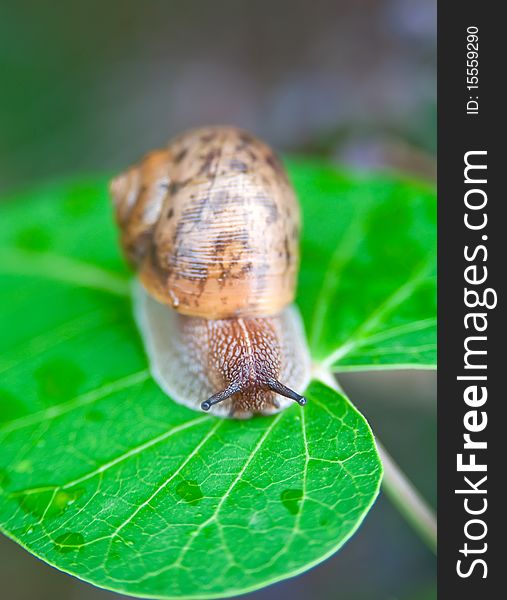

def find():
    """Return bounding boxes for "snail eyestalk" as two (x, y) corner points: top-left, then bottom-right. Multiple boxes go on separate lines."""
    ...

(201, 383), (241, 411)
(200, 377), (306, 413)
(266, 378), (307, 406)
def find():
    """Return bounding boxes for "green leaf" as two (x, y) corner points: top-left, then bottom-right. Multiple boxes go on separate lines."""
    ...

(0, 374), (380, 598)
(289, 160), (436, 371)
(0, 160), (435, 597)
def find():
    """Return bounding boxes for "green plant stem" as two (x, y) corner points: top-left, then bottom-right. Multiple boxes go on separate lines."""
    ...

(375, 439), (437, 553)
(312, 365), (437, 554)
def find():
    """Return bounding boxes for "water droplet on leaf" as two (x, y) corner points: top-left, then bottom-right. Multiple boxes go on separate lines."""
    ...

(176, 480), (203, 504)
(54, 531), (85, 553)
(17, 489), (54, 518)
(280, 489), (303, 515)
(16, 487), (84, 519)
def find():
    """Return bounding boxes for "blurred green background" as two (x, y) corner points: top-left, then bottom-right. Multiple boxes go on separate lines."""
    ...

(0, 1), (436, 599)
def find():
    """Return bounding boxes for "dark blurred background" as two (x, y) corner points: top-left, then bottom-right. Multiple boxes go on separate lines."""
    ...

(0, 1), (436, 599)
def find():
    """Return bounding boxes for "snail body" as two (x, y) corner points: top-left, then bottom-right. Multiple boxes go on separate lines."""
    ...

(111, 126), (311, 418)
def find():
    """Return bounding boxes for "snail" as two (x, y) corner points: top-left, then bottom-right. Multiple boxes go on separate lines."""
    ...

(110, 126), (311, 418)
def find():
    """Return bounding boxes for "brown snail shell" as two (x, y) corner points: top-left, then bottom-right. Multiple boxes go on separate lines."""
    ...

(111, 126), (300, 319)
(111, 126), (310, 418)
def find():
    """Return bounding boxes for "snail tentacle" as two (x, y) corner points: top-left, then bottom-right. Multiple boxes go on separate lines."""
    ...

(266, 378), (307, 406)
(201, 383), (242, 411)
